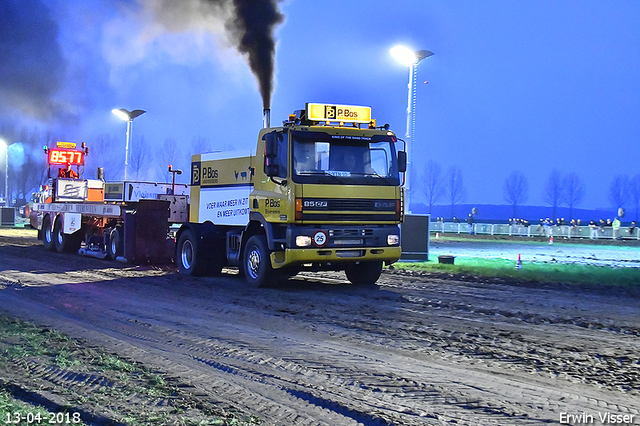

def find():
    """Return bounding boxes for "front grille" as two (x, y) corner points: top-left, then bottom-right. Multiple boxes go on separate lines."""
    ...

(302, 198), (396, 212)
(329, 228), (374, 237)
(301, 213), (397, 222)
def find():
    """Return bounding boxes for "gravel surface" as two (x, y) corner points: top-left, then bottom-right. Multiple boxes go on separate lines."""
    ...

(0, 228), (638, 425)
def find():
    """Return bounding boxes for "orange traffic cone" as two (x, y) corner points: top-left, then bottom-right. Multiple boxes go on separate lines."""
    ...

(549, 236), (553, 244)
(515, 253), (522, 269)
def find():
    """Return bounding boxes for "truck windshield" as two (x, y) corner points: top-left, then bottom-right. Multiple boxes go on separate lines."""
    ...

(291, 131), (400, 185)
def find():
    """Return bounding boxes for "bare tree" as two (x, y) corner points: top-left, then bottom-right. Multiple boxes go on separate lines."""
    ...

(419, 160), (444, 214)
(191, 136), (211, 156)
(129, 136), (149, 181)
(608, 175), (629, 210)
(562, 172), (585, 220)
(445, 165), (466, 218)
(543, 169), (563, 221)
(628, 174), (640, 221)
(87, 134), (123, 181)
(185, 136), (213, 176)
(156, 138), (181, 183)
(503, 171), (528, 218)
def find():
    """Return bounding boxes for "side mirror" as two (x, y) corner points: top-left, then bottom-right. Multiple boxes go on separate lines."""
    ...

(397, 151), (407, 173)
(264, 131), (283, 177)
(264, 132), (280, 158)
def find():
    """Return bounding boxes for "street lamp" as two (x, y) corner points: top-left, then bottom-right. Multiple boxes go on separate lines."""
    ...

(112, 108), (146, 181)
(390, 45), (433, 214)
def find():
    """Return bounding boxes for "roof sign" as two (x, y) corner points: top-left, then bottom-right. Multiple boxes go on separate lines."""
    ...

(306, 103), (372, 124)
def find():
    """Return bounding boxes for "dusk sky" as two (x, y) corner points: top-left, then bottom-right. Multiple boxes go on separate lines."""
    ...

(1, 0), (639, 211)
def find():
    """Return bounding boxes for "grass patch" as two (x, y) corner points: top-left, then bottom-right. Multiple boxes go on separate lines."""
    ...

(0, 316), (260, 425)
(394, 256), (640, 290)
(0, 387), (54, 424)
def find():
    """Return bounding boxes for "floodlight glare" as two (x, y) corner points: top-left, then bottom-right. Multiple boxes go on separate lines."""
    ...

(390, 45), (418, 66)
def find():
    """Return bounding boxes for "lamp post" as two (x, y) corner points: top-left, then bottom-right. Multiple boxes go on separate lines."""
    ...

(0, 139), (8, 206)
(390, 45), (433, 214)
(112, 108), (146, 181)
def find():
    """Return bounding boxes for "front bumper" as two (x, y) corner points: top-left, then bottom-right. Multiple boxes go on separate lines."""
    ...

(270, 246), (402, 269)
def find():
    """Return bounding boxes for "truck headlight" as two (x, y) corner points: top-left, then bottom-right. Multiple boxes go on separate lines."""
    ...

(296, 235), (312, 247)
(387, 234), (399, 245)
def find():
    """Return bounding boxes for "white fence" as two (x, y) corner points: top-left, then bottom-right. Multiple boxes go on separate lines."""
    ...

(431, 221), (640, 240)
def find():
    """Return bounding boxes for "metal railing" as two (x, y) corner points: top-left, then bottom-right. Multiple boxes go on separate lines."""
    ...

(431, 221), (640, 240)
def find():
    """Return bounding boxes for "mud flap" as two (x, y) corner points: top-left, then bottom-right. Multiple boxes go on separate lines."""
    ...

(123, 199), (173, 263)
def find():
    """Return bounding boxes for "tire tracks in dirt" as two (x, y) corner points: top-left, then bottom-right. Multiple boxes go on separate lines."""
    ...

(1, 233), (639, 424)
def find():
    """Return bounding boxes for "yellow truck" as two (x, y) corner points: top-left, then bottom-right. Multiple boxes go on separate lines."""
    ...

(177, 103), (406, 286)
(32, 103), (406, 286)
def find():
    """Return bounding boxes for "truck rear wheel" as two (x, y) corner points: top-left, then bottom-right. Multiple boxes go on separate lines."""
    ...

(345, 261), (383, 286)
(177, 229), (207, 276)
(107, 227), (123, 260)
(42, 215), (55, 252)
(53, 218), (82, 253)
(243, 235), (276, 287)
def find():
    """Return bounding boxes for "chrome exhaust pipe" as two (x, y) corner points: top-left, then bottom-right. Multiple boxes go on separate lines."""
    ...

(263, 108), (270, 128)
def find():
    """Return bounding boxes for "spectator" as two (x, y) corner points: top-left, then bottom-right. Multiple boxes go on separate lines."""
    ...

(588, 220), (598, 239)
(599, 219), (606, 234)
(612, 217), (621, 240)
(543, 218), (553, 238)
(467, 214), (474, 235)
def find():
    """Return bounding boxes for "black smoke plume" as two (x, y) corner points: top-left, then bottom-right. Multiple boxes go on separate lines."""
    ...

(224, 0), (284, 109)
(152, 0), (284, 109)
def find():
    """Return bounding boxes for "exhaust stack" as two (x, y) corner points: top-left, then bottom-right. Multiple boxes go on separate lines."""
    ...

(263, 108), (271, 128)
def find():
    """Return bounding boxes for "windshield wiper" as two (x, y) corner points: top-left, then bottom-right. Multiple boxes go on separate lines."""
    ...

(296, 170), (343, 183)
(349, 171), (395, 183)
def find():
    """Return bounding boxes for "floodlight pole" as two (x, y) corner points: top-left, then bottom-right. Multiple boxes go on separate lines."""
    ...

(405, 50), (433, 215)
(124, 118), (132, 181)
(392, 47), (433, 215)
(4, 143), (7, 207)
(0, 140), (8, 206)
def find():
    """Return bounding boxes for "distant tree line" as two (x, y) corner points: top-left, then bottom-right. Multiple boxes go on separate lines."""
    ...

(3, 124), (639, 223)
(416, 160), (640, 222)
(0, 124), (222, 206)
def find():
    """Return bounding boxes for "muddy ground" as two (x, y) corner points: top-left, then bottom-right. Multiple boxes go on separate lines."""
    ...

(0, 228), (638, 425)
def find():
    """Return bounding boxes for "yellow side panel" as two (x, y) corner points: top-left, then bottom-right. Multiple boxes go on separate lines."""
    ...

(190, 152), (255, 225)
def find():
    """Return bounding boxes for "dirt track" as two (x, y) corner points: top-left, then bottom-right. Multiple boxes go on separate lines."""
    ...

(0, 228), (639, 425)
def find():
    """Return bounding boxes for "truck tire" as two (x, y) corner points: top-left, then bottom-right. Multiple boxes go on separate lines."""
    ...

(42, 215), (55, 252)
(53, 218), (81, 253)
(176, 229), (207, 276)
(107, 227), (123, 260)
(243, 235), (276, 287)
(345, 261), (383, 286)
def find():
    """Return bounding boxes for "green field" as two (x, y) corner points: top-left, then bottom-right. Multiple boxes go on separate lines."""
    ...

(394, 256), (640, 291)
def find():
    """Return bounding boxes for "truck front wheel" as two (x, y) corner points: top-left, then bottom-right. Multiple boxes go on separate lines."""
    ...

(243, 235), (275, 287)
(345, 261), (383, 286)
